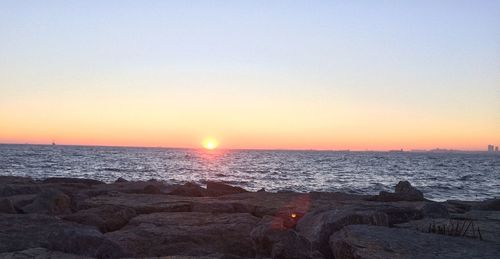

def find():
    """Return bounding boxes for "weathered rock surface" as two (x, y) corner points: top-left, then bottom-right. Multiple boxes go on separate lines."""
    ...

(0, 247), (92, 259)
(0, 177), (496, 259)
(206, 181), (249, 196)
(106, 212), (260, 257)
(0, 184), (42, 197)
(168, 182), (207, 197)
(62, 205), (136, 232)
(296, 206), (389, 257)
(330, 225), (500, 259)
(474, 198), (500, 211)
(422, 202), (450, 218)
(370, 181), (425, 202)
(0, 198), (16, 214)
(251, 216), (322, 259)
(0, 214), (127, 258)
(21, 189), (71, 215)
(41, 177), (105, 186)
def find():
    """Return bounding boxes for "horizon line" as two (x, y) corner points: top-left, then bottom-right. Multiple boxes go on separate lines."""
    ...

(0, 142), (492, 153)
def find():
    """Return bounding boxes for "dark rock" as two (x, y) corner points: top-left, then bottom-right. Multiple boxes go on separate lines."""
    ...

(257, 188), (266, 192)
(371, 181), (424, 202)
(168, 182), (207, 197)
(330, 225), (500, 259)
(22, 189), (71, 215)
(0, 184), (42, 197)
(81, 193), (192, 214)
(5, 194), (36, 211)
(422, 202), (450, 218)
(41, 177), (105, 186)
(376, 205), (424, 225)
(444, 200), (477, 213)
(106, 212), (259, 257)
(474, 198), (500, 211)
(0, 213), (127, 258)
(206, 181), (248, 197)
(0, 176), (35, 184)
(0, 198), (16, 214)
(62, 205), (136, 232)
(296, 207), (389, 257)
(114, 177), (128, 183)
(0, 247), (92, 258)
(251, 216), (322, 259)
(142, 184), (161, 194)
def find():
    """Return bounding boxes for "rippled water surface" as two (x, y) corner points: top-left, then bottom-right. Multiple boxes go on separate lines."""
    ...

(1, 144), (499, 201)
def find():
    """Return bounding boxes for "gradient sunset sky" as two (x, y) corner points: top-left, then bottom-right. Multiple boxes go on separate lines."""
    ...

(1, 1), (499, 150)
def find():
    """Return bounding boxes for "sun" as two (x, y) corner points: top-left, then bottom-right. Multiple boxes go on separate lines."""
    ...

(202, 138), (219, 150)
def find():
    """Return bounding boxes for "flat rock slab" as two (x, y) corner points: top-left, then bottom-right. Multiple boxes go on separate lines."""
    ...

(330, 225), (500, 259)
(0, 247), (92, 259)
(0, 214), (126, 258)
(396, 210), (500, 245)
(105, 212), (260, 257)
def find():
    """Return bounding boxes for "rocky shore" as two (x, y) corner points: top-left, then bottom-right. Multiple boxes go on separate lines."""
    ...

(0, 175), (499, 259)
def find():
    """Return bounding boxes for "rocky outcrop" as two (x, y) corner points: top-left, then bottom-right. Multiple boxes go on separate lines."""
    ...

(206, 181), (249, 196)
(330, 225), (500, 258)
(0, 247), (92, 259)
(0, 198), (16, 214)
(370, 181), (425, 202)
(251, 216), (322, 259)
(41, 177), (105, 186)
(0, 214), (127, 258)
(21, 189), (71, 215)
(474, 198), (500, 211)
(106, 212), (260, 257)
(0, 177), (496, 258)
(168, 182), (207, 197)
(62, 205), (136, 232)
(296, 206), (389, 257)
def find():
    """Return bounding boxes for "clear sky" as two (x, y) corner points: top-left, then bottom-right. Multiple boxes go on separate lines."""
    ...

(1, 0), (499, 150)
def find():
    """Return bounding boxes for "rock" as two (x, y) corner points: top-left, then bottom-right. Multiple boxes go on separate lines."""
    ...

(257, 188), (266, 192)
(143, 184), (161, 194)
(0, 247), (92, 258)
(4, 195), (37, 211)
(168, 182), (207, 197)
(22, 189), (71, 215)
(0, 184), (42, 197)
(444, 200), (477, 213)
(91, 180), (172, 195)
(41, 177), (105, 186)
(0, 213), (127, 258)
(81, 193), (192, 214)
(114, 177), (128, 183)
(251, 216), (321, 259)
(474, 198), (500, 211)
(206, 181), (248, 197)
(62, 205), (136, 232)
(296, 207), (389, 258)
(371, 181), (424, 202)
(106, 212), (260, 257)
(0, 198), (16, 214)
(0, 176), (35, 184)
(422, 202), (450, 218)
(330, 225), (500, 259)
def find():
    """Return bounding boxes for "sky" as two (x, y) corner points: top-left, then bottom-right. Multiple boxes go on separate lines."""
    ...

(1, 0), (499, 150)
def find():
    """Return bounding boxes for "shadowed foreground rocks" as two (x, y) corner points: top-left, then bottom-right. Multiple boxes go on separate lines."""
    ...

(1, 175), (499, 258)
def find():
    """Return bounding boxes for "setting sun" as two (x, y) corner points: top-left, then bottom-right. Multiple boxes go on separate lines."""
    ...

(202, 138), (219, 150)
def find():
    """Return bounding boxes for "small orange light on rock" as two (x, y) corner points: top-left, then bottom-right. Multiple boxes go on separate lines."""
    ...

(291, 213), (297, 218)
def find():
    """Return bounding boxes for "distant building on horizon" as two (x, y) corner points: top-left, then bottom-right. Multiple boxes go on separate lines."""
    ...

(487, 144), (495, 152)
(496, 146), (499, 152)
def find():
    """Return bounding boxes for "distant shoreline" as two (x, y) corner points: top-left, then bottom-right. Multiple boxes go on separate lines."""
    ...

(0, 142), (493, 153)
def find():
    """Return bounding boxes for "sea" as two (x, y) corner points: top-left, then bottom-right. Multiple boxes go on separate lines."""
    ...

(1, 144), (499, 201)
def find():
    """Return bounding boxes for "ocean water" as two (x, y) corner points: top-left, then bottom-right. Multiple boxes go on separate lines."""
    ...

(1, 144), (499, 201)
